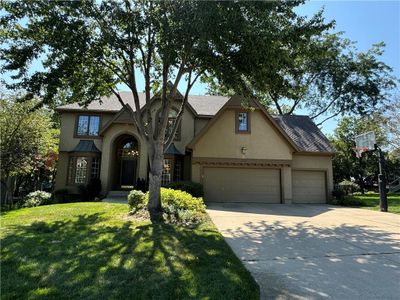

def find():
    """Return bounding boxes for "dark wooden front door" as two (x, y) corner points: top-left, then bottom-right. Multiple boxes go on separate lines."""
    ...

(120, 159), (137, 188)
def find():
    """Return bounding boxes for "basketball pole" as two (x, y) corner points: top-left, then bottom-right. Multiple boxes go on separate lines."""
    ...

(374, 143), (388, 212)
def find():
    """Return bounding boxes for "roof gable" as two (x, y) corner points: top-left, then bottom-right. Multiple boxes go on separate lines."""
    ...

(187, 96), (299, 152)
(99, 104), (135, 135)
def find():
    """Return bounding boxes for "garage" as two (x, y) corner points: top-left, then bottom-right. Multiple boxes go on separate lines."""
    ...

(203, 167), (281, 203)
(292, 170), (326, 203)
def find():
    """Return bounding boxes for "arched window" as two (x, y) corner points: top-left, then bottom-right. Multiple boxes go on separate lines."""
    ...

(118, 138), (139, 159)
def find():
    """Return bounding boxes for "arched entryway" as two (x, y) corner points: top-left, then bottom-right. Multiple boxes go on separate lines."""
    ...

(112, 134), (140, 190)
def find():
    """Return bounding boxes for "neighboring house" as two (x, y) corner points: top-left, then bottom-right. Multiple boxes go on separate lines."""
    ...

(55, 92), (334, 204)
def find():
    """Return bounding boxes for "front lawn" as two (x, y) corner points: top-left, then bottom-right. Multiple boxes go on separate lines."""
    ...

(350, 193), (400, 214)
(1, 203), (259, 299)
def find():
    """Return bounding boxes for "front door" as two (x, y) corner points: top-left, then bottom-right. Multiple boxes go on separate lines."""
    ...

(120, 159), (137, 189)
(116, 135), (139, 190)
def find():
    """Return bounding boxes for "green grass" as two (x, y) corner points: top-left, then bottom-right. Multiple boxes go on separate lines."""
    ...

(350, 193), (400, 214)
(1, 202), (259, 300)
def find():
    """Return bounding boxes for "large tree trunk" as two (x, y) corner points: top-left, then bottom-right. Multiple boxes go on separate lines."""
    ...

(147, 140), (164, 220)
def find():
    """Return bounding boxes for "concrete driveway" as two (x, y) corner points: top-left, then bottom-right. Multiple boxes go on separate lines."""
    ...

(207, 204), (400, 300)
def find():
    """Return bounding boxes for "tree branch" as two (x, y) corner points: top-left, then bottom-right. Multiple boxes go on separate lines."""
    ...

(269, 92), (283, 115)
(316, 110), (343, 126)
(164, 70), (202, 148)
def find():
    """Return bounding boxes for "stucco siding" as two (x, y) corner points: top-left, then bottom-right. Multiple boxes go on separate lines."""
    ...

(54, 152), (70, 191)
(192, 109), (293, 160)
(58, 112), (114, 152)
(194, 118), (210, 136)
(101, 123), (148, 193)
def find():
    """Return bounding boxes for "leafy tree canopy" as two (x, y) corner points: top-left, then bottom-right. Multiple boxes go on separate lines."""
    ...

(329, 114), (400, 189)
(206, 32), (397, 125)
(0, 0), (337, 213)
(0, 97), (59, 179)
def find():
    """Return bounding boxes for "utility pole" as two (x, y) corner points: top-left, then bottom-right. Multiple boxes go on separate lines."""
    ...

(375, 144), (388, 212)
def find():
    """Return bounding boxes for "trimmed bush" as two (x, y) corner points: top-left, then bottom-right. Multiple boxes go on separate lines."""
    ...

(54, 189), (69, 203)
(128, 188), (206, 226)
(332, 188), (345, 200)
(78, 184), (89, 201)
(167, 181), (204, 197)
(338, 180), (360, 195)
(334, 196), (364, 207)
(87, 178), (102, 200)
(23, 191), (52, 207)
(128, 190), (146, 212)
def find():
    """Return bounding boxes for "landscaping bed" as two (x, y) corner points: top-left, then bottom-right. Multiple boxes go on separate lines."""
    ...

(1, 202), (259, 299)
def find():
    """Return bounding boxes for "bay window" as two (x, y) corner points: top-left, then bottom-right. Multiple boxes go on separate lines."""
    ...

(68, 155), (101, 185)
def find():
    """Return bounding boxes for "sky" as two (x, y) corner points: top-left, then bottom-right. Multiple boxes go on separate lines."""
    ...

(2, 1), (399, 135)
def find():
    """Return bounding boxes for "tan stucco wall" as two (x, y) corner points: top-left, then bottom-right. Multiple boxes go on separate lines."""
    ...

(173, 106), (195, 154)
(58, 112), (114, 152)
(100, 123), (148, 193)
(144, 101), (196, 155)
(292, 154), (334, 199)
(194, 118), (210, 136)
(54, 152), (71, 191)
(281, 166), (293, 204)
(192, 109), (293, 160)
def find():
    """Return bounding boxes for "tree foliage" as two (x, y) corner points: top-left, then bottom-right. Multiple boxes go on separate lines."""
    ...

(206, 32), (397, 124)
(1, 0), (335, 214)
(0, 98), (59, 202)
(0, 99), (58, 178)
(330, 115), (400, 191)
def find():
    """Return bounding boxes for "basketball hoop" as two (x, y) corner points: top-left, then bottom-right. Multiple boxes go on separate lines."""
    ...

(354, 131), (376, 158)
(353, 146), (369, 158)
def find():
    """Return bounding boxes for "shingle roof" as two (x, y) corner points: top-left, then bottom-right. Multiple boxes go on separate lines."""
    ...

(187, 95), (229, 116)
(272, 115), (334, 153)
(70, 140), (101, 153)
(56, 92), (230, 115)
(58, 94), (333, 154)
(57, 92), (148, 112)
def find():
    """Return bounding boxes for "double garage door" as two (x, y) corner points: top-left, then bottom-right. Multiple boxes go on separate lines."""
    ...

(203, 167), (326, 204)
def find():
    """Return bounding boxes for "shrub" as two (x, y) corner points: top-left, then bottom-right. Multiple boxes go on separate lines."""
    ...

(54, 189), (69, 203)
(167, 181), (204, 197)
(352, 191), (362, 196)
(338, 180), (360, 195)
(87, 178), (102, 200)
(128, 190), (146, 212)
(23, 191), (52, 207)
(128, 188), (206, 225)
(136, 178), (148, 193)
(334, 196), (364, 207)
(78, 184), (89, 201)
(366, 191), (377, 195)
(332, 188), (345, 200)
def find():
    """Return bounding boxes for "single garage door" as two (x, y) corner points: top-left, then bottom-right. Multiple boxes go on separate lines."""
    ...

(203, 167), (281, 203)
(292, 170), (326, 203)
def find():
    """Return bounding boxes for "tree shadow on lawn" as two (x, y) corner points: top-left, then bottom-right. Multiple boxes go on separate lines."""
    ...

(1, 213), (259, 300)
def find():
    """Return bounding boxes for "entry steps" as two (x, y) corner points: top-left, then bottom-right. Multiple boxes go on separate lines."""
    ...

(103, 190), (129, 203)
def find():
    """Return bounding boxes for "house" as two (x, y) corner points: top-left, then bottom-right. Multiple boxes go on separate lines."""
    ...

(55, 92), (334, 204)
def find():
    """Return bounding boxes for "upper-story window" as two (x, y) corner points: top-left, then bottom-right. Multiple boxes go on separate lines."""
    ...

(158, 109), (181, 141)
(236, 112), (250, 133)
(77, 115), (100, 136)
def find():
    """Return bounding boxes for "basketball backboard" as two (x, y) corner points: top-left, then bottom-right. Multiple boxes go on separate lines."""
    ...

(354, 131), (376, 157)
